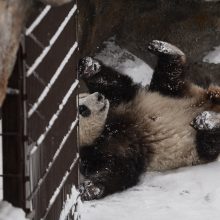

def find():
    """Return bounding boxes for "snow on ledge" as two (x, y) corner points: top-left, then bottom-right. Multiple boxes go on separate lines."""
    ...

(203, 45), (220, 64)
(59, 185), (81, 220)
(0, 201), (27, 220)
(95, 37), (153, 87)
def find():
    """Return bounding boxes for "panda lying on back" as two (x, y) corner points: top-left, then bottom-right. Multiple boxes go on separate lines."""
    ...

(78, 40), (220, 200)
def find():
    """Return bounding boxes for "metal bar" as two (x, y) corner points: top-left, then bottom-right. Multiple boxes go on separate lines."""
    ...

(27, 118), (78, 201)
(26, 5), (52, 36)
(41, 154), (79, 220)
(28, 41), (78, 117)
(0, 174), (25, 178)
(0, 132), (21, 136)
(26, 4), (77, 77)
(2, 47), (26, 208)
(29, 79), (79, 155)
(28, 33), (45, 49)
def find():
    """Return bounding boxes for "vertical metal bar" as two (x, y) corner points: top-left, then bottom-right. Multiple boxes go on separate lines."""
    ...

(21, 35), (34, 215)
(2, 46), (26, 208)
(76, 0), (80, 189)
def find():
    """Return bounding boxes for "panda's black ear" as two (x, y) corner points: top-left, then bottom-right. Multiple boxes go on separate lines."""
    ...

(79, 105), (91, 117)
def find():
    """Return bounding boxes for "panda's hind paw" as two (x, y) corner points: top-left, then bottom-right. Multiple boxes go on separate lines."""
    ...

(80, 180), (105, 201)
(148, 40), (185, 61)
(191, 111), (220, 131)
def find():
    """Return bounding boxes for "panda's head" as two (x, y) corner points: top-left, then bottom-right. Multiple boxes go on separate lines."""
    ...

(79, 92), (110, 147)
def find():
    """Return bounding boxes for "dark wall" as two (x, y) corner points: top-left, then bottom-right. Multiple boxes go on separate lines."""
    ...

(78, 0), (220, 87)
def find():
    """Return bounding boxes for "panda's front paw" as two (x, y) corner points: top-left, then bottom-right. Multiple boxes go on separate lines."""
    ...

(80, 180), (105, 201)
(191, 111), (220, 131)
(148, 40), (185, 60)
(78, 57), (101, 78)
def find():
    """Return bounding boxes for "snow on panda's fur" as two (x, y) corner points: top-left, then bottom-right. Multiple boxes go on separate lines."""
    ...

(78, 40), (220, 200)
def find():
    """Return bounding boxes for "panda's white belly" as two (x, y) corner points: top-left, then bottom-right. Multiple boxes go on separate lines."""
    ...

(131, 91), (207, 171)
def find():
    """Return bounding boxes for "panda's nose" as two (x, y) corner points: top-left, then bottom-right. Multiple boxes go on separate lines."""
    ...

(96, 93), (104, 101)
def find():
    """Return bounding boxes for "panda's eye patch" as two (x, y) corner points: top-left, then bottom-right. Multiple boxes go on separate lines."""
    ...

(79, 105), (91, 117)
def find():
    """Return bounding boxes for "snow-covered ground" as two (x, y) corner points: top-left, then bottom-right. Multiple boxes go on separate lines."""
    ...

(95, 37), (153, 87)
(81, 39), (220, 220)
(82, 162), (220, 220)
(203, 45), (220, 64)
(0, 201), (27, 220)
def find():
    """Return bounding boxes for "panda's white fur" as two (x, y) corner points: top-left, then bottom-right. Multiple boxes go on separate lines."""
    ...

(79, 92), (109, 147)
(114, 89), (205, 171)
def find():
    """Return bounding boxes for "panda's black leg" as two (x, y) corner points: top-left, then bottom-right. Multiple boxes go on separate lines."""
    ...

(148, 40), (189, 97)
(192, 111), (220, 161)
(79, 57), (139, 105)
(80, 155), (144, 200)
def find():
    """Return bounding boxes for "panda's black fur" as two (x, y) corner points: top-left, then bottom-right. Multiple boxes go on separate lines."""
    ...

(79, 40), (220, 200)
(78, 57), (140, 106)
(80, 101), (147, 199)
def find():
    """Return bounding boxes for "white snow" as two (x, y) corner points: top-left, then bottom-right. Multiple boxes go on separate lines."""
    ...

(95, 37), (153, 87)
(81, 40), (220, 220)
(25, 5), (52, 36)
(82, 162), (220, 220)
(0, 201), (27, 220)
(59, 185), (81, 220)
(203, 45), (220, 64)
(148, 40), (185, 57)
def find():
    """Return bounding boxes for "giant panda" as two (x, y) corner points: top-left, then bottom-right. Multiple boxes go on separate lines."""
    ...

(78, 40), (220, 200)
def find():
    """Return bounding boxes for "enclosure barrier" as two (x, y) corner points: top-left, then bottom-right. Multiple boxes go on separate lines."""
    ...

(2, 1), (80, 219)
